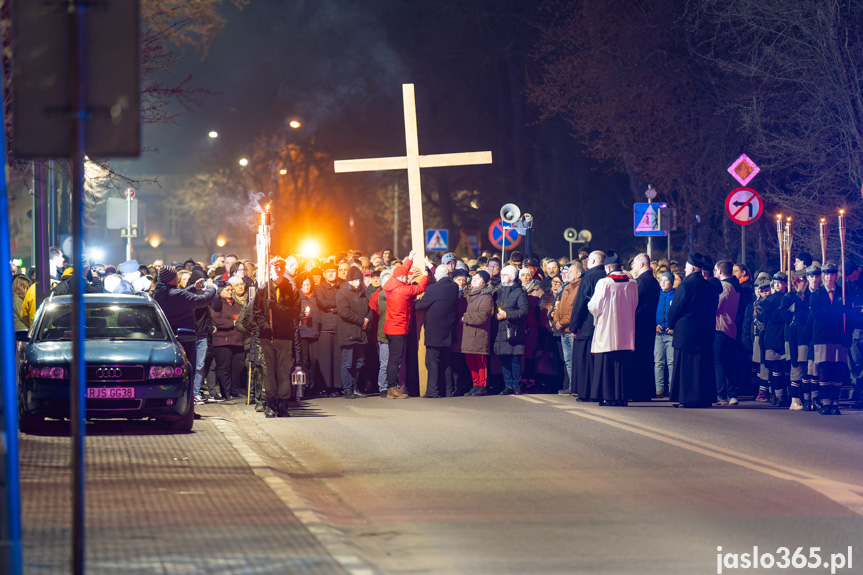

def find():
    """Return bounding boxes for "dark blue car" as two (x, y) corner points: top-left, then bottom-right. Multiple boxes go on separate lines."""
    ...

(17, 293), (197, 433)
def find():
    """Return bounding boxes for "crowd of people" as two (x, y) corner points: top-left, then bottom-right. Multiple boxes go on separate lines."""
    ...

(11, 244), (863, 417)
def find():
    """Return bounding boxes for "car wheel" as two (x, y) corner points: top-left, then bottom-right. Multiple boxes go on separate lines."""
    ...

(19, 410), (47, 435)
(163, 402), (194, 433)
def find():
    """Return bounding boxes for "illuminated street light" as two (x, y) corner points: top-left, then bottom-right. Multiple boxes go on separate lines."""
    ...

(289, 120), (301, 129)
(208, 131), (218, 139)
(216, 236), (227, 248)
(239, 158), (248, 167)
(149, 237), (161, 249)
(300, 239), (320, 258)
(279, 168), (288, 175)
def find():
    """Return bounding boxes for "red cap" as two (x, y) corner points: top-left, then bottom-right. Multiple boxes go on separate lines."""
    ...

(392, 265), (409, 278)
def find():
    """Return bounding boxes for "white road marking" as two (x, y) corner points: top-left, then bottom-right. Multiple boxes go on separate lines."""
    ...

(213, 418), (378, 575)
(563, 408), (863, 516)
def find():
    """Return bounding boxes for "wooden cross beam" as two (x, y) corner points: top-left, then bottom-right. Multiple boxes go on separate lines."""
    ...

(334, 84), (492, 258)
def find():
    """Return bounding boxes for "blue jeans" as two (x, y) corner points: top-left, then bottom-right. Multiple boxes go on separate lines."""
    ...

(654, 333), (673, 393)
(193, 337), (208, 397)
(340, 344), (365, 393)
(714, 331), (739, 400)
(377, 342), (389, 392)
(500, 354), (523, 389)
(561, 333), (574, 389)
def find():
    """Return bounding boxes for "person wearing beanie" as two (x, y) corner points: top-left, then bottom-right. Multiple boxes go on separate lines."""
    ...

(795, 252), (813, 271)
(416, 255), (460, 398)
(314, 260), (344, 398)
(382, 250), (432, 398)
(153, 262), (218, 406)
(570, 250), (607, 400)
(492, 260), (529, 394)
(666, 252), (719, 408)
(455, 267), (495, 396)
(335, 265), (372, 398)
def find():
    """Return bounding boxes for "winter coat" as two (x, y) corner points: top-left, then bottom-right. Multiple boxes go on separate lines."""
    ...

(210, 298), (245, 347)
(382, 258), (429, 336)
(154, 282), (217, 333)
(492, 283), (528, 355)
(335, 282), (371, 346)
(521, 279), (545, 356)
(761, 291), (786, 353)
(667, 272), (718, 352)
(314, 280), (340, 333)
(52, 270), (104, 296)
(587, 271), (638, 353)
(250, 277), (299, 341)
(192, 287), (217, 339)
(656, 288), (675, 332)
(368, 288), (388, 344)
(635, 271), (660, 340)
(552, 278), (580, 333)
(782, 287), (813, 349)
(716, 278), (740, 339)
(809, 286), (848, 346)
(415, 277), (460, 347)
(298, 290), (321, 340)
(570, 265), (607, 340)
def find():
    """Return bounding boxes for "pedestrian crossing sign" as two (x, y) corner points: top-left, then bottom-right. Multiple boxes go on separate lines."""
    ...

(425, 229), (449, 251)
(633, 203), (667, 237)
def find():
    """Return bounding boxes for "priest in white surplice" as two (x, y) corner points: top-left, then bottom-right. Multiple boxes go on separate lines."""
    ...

(587, 250), (639, 406)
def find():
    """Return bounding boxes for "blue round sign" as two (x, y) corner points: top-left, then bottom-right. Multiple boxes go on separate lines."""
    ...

(488, 218), (521, 250)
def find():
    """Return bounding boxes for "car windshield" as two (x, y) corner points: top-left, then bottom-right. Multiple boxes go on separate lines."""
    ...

(36, 303), (170, 342)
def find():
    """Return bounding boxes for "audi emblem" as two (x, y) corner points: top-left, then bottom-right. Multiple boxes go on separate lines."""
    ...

(96, 368), (122, 379)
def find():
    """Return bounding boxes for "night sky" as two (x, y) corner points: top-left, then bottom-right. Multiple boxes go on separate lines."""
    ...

(111, 0), (630, 260)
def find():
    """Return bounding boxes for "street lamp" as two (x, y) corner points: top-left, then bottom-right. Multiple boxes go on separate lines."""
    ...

(289, 120), (301, 129)
(208, 131), (218, 139)
(239, 158), (248, 167)
(216, 236), (227, 248)
(279, 168), (287, 175)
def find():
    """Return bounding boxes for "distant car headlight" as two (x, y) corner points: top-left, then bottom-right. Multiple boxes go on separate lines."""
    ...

(149, 366), (184, 379)
(29, 366), (67, 379)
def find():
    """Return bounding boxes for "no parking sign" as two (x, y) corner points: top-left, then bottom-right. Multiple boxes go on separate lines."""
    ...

(488, 218), (521, 250)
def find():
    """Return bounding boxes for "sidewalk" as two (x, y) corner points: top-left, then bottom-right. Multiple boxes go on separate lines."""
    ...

(19, 404), (348, 575)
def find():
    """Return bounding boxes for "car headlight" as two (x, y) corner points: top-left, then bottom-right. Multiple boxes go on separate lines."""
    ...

(149, 366), (184, 379)
(29, 366), (67, 379)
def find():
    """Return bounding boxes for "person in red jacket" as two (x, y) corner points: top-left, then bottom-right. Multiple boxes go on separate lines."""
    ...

(383, 250), (432, 398)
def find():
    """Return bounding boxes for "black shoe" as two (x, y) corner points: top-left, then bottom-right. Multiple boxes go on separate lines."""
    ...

(353, 391), (368, 398)
(472, 386), (489, 396)
(328, 391), (342, 398)
(343, 390), (355, 399)
(802, 399), (812, 412)
(501, 387), (515, 395)
(820, 403), (833, 414)
(831, 405), (842, 415)
(208, 394), (226, 403)
(379, 390), (387, 398)
(264, 406), (277, 418)
(513, 387), (523, 395)
(424, 394), (440, 399)
(557, 389), (571, 396)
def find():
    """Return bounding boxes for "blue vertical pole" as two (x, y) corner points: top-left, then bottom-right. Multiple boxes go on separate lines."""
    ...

(0, 39), (23, 575)
(70, 2), (88, 574)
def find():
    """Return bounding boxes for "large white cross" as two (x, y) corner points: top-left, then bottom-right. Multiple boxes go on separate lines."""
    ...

(334, 83), (492, 258)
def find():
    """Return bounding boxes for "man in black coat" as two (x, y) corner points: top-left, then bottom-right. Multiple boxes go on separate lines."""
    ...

(336, 267), (372, 398)
(667, 253), (719, 408)
(415, 266), (460, 397)
(630, 253), (660, 401)
(570, 251), (607, 400)
(314, 262), (342, 397)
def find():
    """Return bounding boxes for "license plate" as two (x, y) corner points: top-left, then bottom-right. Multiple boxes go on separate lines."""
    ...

(87, 387), (135, 399)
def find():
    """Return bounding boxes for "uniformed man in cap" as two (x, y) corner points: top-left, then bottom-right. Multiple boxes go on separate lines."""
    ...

(809, 262), (848, 414)
(667, 253), (718, 408)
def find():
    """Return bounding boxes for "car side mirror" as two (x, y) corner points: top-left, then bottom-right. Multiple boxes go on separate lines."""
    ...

(175, 328), (197, 343)
(15, 329), (30, 342)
